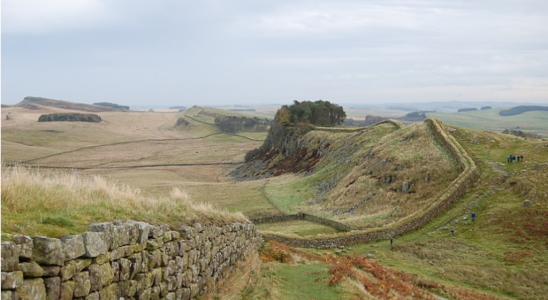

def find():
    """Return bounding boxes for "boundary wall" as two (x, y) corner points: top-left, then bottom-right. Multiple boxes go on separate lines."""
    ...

(251, 213), (355, 232)
(259, 118), (478, 248)
(311, 119), (405, 133)
(1, 221), (262, 300)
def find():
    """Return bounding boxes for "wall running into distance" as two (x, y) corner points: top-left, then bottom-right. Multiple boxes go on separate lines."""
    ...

(1, 221), (262, 300)
(260, 118), (478, 248)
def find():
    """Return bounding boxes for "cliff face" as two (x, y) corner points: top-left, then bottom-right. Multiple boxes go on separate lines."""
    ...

(1, 221), (262, 300)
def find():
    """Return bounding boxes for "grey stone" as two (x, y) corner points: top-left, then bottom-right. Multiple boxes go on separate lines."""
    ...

(42, 266), (60, 277)
(12, 235), (33, 259)
(73, 272), (91, 298)
(60, 281), (75, 300)
(44, 277), (60, 300)
(1, 242), (19, 272)
(32, 237), (65, 266)
(523, 199), (532, 207)
(84, 292), (99, 300)
(118, 280), (137, 297)
(402, 181), (410, 193)
(81, 232), (108, 258)
(19, 262), (44, 277)
(16, 278), (46, 300)
(1, 271), (24, 289)
(88, 264), (114, 292)
(60, 235), (86, 261)
(126, 221), (151, 244)
(1, 290), (15, 300)
(89, 223), (116, 250)
(98, 283), (118, 300)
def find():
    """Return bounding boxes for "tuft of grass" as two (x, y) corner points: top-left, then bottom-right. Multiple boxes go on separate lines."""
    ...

(1, 164), (247, 238)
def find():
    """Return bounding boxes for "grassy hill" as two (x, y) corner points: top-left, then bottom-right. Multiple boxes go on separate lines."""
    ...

(15, 96), (119, 112)
(3, 101), (547, 299)
(427, 108), (548, 138)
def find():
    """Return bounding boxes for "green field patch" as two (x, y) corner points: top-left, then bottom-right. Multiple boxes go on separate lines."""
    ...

(257, 220), (340, 236)
(272, 263), (342, 300)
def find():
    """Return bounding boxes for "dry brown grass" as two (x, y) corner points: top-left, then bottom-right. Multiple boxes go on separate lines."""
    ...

(1, 164), (247, 238)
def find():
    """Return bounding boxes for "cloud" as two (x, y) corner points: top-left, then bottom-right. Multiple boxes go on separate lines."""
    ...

(2, 0), (115, 34)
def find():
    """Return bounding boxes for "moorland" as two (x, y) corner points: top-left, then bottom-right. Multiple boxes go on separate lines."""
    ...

(2, 97), (548, 300)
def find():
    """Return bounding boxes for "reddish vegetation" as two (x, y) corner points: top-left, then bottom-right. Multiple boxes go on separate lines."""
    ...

(496, 205), (548, 247)
(260, 241), (498, 300)
(326, 253), (499, 300)
(327, 253), (436, 299)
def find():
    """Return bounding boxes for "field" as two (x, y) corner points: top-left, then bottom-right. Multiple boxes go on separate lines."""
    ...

(3, 101), (548, 299)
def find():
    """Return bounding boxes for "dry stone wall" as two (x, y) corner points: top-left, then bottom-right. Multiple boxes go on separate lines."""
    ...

(251, 213), (354, 232)
(260, 118), (478, 248)
(1, 221), (262, 300)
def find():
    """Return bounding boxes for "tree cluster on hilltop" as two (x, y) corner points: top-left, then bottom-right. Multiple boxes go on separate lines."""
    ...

(38, 113), (102, 123)
(280, 100), (346, 127)
(499, 105), (548, 116)
(214, 116), (271, 133)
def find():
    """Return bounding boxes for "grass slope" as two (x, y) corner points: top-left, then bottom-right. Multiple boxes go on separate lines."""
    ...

(427, 108), (548, 138)
(347, 126), (548, 300)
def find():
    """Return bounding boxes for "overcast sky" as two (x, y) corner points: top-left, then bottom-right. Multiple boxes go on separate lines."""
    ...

(2, 0), (548, 106)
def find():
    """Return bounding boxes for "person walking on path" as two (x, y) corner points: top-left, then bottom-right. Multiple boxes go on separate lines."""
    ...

(390, 237), (393, 249)
(451, 227), (455, 236)
(471, 212), (476, 222)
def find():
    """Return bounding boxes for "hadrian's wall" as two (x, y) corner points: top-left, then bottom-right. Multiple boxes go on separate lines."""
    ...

(1, 221), (262, 300)
(260, 118), (478, 248)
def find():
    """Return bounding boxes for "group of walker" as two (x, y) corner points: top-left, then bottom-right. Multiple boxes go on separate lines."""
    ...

(507, 154), (524, 163)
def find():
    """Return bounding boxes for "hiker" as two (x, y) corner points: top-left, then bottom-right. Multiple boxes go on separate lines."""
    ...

(512, 155), (516, 163)
(520, 155), (524, 162)
(450, 227), (455, 236)
(390, 237), (393, 248)
(471, 212), (476, 222)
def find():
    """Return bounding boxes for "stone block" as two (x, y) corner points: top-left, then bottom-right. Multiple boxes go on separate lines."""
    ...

(12, 235), (33, 259)
(44, 277), (60, 300)
(98, 283), (118, 300)
(118, 258), (131, 281)
(84, 292), (99, 300)
(73, 271), (91, 298)
(16, 278), (46, 300)
(118, 280), (137, 297)
(88, 264), (114, 292)
(42, 266), (60, 277)
(32, 237), (65, 266)
(81, 232), (108, 258)
(126, 221), (151, 244)
(1, 290), (15, 300)
(60, 235), (86, 261)
(19, 262), (43, 277)
(60, 281), (75, 300)
(1, 271), (24, 289)
(1, 242), (19, 272)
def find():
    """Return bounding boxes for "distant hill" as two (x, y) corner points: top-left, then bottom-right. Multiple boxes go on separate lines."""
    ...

(93, 102), (129, 111)
(499, 105), (548, 116)
(15, 97), (117, 112)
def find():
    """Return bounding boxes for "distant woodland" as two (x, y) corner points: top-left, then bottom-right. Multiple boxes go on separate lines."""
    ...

(457, 108), (478, 112)
(38, 113), (102, 123)
(214, 116), (271, 133)
(499, 105), (548, 116)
